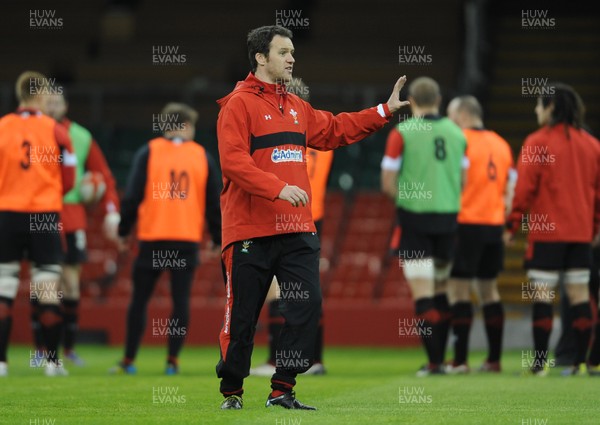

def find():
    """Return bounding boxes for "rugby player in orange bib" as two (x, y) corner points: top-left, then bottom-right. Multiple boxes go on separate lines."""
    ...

(445, 95), (516, 373)
(0, 71), (76, 377)
(111, 103), (221, 375)
(306, 148), (334, 235)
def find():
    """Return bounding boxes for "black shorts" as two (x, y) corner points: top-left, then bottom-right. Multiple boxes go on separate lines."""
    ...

(64, 230), (88, 265)
(524, 242), (592, 270)
(134, 240), (199, 271)
(397, 208), (458, 234)
(397, 208), (458, 262)
(451, 224), (504, 279)
(0, 211), (63, 265)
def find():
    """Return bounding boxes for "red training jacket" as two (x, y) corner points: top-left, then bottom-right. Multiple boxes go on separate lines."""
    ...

(508, 123), (600, 242)
(217, 72), (391, 249)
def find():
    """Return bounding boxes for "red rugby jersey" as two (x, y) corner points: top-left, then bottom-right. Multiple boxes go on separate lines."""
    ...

(508, 124), (600, 242)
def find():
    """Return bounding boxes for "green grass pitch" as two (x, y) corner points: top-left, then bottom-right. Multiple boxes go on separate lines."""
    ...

(1, 345), (598, 424)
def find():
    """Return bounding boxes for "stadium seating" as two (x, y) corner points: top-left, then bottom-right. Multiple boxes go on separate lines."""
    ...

(10, 190), (414, 346)
(10, 187), (540, 346)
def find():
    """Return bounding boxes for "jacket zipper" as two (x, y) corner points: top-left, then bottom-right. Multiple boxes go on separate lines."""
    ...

(279, 96), (284, 116)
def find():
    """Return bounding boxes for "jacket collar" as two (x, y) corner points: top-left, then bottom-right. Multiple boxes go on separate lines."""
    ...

(243, 72), (287, 96)
(217, 72), (287, 108)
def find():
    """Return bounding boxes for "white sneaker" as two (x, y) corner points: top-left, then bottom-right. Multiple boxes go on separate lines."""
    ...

(0, 361), (7, 377)
(304, 362), (326, 375)
(249, 363), (276, 377)
(45, 362), (69, 377)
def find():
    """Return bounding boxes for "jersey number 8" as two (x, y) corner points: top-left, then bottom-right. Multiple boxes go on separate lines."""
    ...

(434, 137), (446, 161)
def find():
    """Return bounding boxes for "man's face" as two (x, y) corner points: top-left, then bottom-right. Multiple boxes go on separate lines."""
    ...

(260, 35), (295, 83)
(44, 93), (67, 121)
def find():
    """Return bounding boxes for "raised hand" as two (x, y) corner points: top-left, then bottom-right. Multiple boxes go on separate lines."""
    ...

(386, 75), (411, 114)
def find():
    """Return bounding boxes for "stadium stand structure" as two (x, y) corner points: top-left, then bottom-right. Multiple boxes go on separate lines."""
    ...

(4, 1), (600, 346)
(11, 191), (420, 346)
(9, 190), (529, 347)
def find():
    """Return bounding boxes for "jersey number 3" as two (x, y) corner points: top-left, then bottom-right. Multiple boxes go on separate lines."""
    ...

(21, 140), (31, 170)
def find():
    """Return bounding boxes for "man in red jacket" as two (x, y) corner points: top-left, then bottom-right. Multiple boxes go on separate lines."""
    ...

(507, 83), (600, 376)
(216, 25), (409, 410)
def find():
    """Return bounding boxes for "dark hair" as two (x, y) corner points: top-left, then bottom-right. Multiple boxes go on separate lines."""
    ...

(540, 82), (585, 129)
(247, 25), (293, 73)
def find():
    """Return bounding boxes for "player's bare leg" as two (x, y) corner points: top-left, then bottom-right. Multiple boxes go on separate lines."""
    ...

(562, 269), (592, 376)
(61, 264), (84, 365)
(447, 277), (473, 373)
(0, 262), (20, 376)
(405, 258), (444, 376)
(477, 279), (504, 372)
